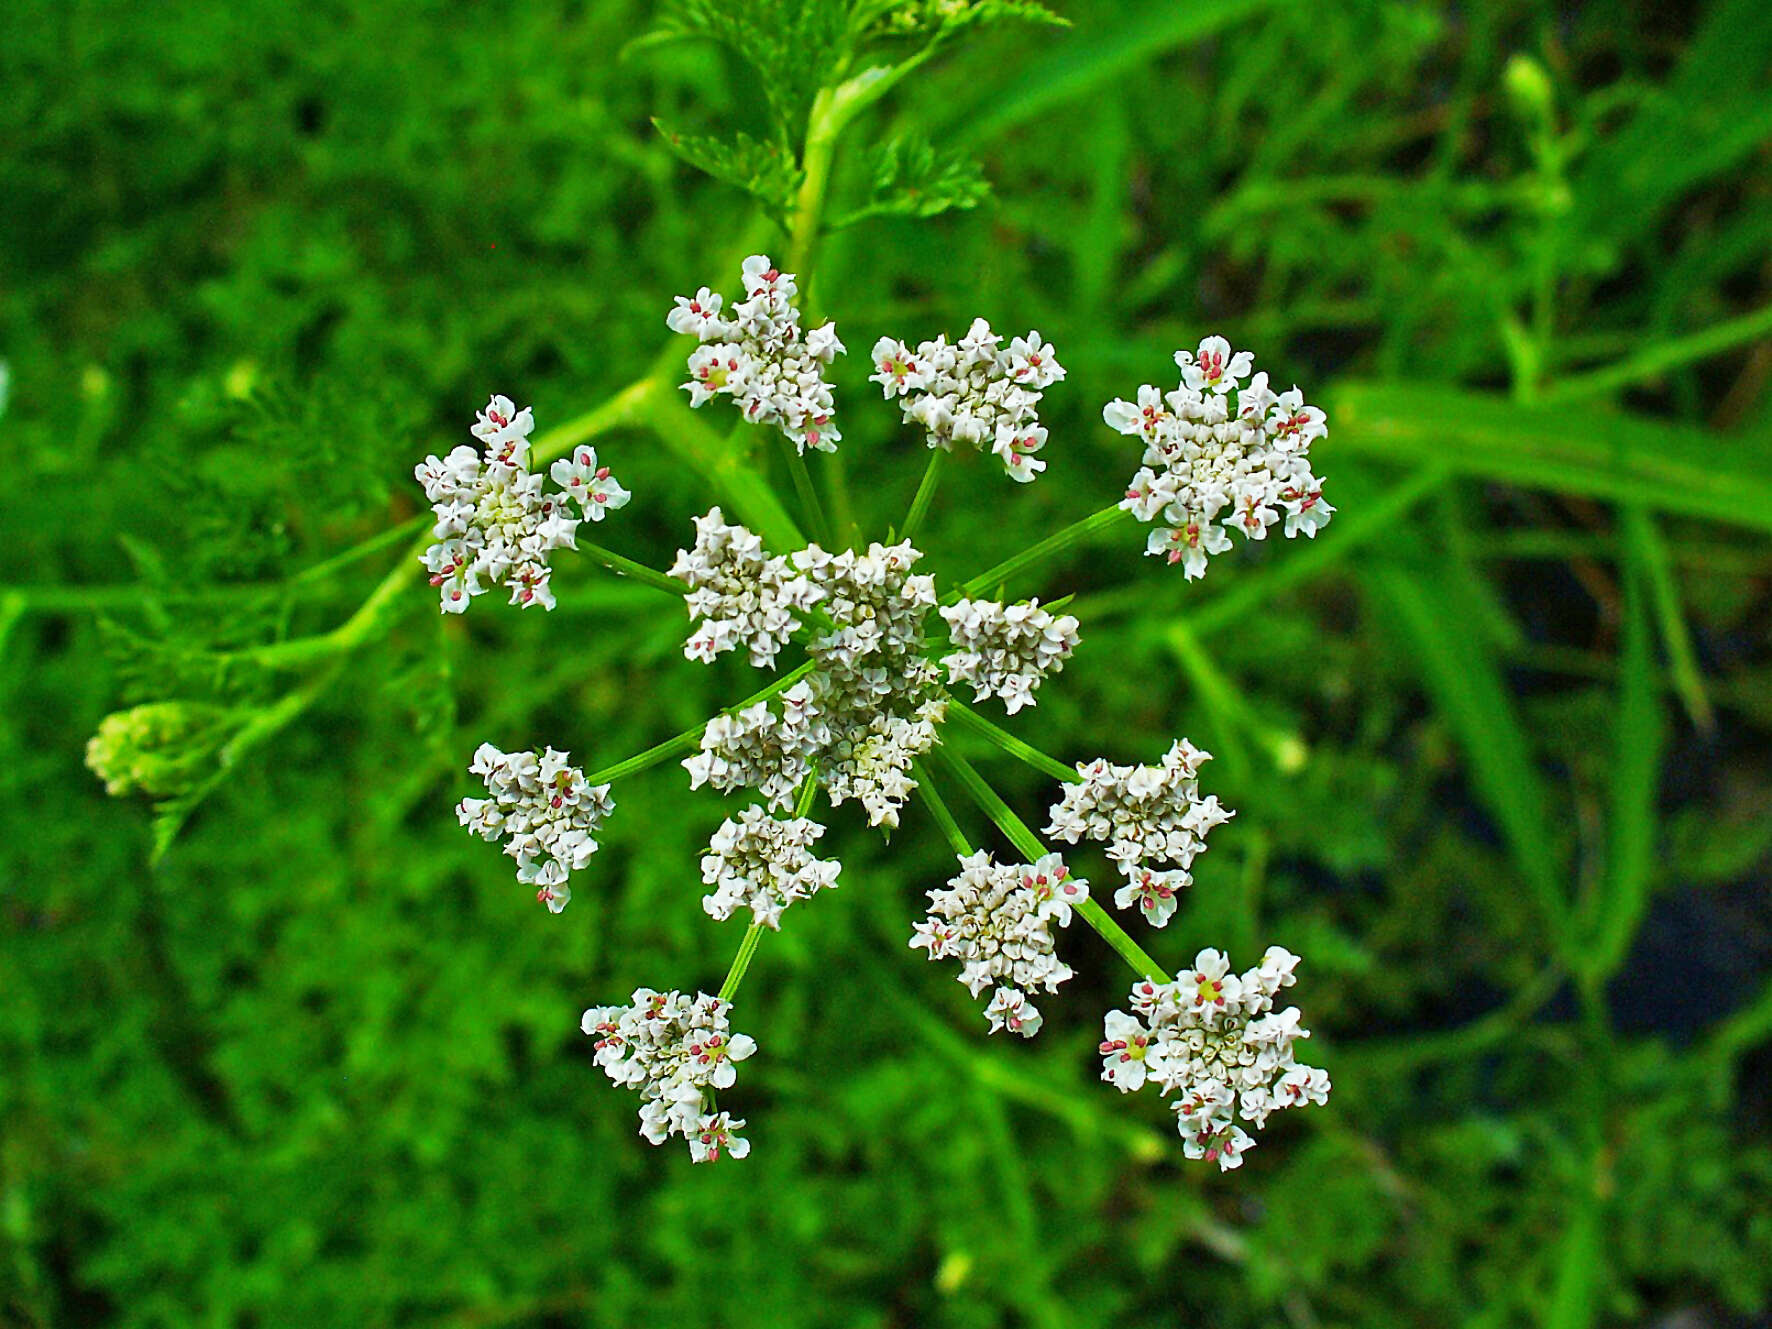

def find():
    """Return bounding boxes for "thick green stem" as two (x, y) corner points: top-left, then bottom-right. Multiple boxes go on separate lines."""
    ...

(953, 505), (1133, 602)
(585, 660), (818, 786)
(931, 745), (1173, 983)
(786, 88), (842, 279)
(900, 447), (947, 543)
(947, 699), (1078, 785)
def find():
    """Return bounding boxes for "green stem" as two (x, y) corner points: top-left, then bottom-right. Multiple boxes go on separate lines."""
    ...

(911, 761), (974, 856)
(946, 699), (1078, 785)
(289, 514), (431, 586)
(585, 660), (818, 786)
(931, 745), (1172, 983)
(1541, 302), (1772, 404)
(953, 506), (1133, 602)
(783, 438), (834, 546)
(576, 539), (686, 597)
(786, 88), (841, 279)
(246, 376), (668, 671)
(717, 921), (768, 1004)
(900, 447), (947, 543)
(715, 768), (820, 1006)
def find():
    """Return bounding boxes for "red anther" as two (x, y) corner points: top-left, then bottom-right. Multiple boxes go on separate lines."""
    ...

(595, 466), (609, 479)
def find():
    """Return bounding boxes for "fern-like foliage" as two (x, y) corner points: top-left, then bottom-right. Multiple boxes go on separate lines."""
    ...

(652, 119), (805, 222)
(834, 134), (991, 226)
(652, 0), (859, 140)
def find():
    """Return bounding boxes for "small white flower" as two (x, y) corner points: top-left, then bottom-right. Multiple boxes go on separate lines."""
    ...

(688, 1112), (752, 1163)
(1107, 339), (1330, 579)
(549, 445), (631, 520)
(940, 597), (1079, 713)
(1046, 739), (1231, 904)
(582, 989), (759, 1161)
(1100, 948), (1328, 1171)
(1112, 866), (1189, 927)
(457, 742), (613, 909)
(670, 256), (844, 454)
(415, 396), (629, 612)
(911, 850), (1088, 1035)
(874, 318), (1066, 481)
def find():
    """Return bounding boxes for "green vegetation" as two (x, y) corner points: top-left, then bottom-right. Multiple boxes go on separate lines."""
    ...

(4, 1), (1771, 1325)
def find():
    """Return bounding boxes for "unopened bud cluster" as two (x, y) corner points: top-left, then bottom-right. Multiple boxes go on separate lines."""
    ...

(1107, 336), (1331, 579)
(910, 850), (1089, 1038)
(871, 319), (1065, 481)
(456, 743), (614, 913)
(84, 701), (239, 799)
(940, 597), (1080, 713)
(581, 989), (757, 1161)
(1101, 947), (1329, 1170)
(701, 806), (840, 929)
(671, 255), (845, 454)
(1046, 740), (1231, 927)
(416, 396), (630, 612)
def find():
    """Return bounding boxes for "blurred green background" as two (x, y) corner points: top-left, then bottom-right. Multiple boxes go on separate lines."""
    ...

(5, 0), (1772, 1325)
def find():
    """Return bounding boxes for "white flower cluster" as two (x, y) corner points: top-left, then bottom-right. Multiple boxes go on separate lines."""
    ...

(909, 850), (1089, 1037)
(415, 395), (630, 612)
(701, 806), (840, 929)
(1045, 740), (1232, 928)
(800, 540), (945, 827)
(1106, 335), (1331, 579)
(456, 743), (614, 913)
(686, 679), (825, 810)
(581, 988), (757, 1162)
(871, 319), (1065, 481)
(670, 255), (845, 454)
(669, 507), (824, 667)
(939, 597), (1080, 713)
(1100, 947), (1330, 1170)
(680, 518), (946, 829)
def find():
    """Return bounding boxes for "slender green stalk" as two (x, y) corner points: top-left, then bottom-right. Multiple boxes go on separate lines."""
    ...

(289, 514), (431, 585)
(911, 762), (974, 856)
(782, 439), (833, 547)
(717, 921), (768, 1004)
(585, 660), (818, 786)
(1542, 301), (1772, 404)
(576, 540), (686, 598)
(947, 699), (1078, 785)
(1621, 504), (1714, 732)
(715, 767), (820, 1006)
(931, 745), (1172, 983)
(953, 505), (1133, 602)
(900, 447), (948, 543)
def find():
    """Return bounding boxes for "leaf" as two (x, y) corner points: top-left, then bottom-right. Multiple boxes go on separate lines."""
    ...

(938, 0), (1289, 145)
(650, 0), (855, 136)
(1365, 561), (1570, 945)
(1583, 506), (1665, 981)
(832, 134), (990, 226)
(1328, 382), (1772, 534)
(652, 119), (804, 221)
